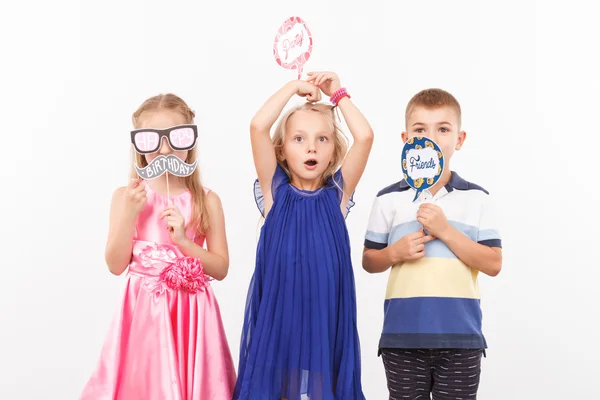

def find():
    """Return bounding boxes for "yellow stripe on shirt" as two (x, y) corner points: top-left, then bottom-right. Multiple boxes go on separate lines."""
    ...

(386, 257), (480, 300)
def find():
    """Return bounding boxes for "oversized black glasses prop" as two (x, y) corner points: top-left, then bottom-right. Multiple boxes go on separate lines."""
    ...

(130, 124), (199, 199)
(130, 124), (198, 154)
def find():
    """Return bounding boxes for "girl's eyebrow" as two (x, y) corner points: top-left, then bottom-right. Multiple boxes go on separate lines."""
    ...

(294, 130), (332, 136)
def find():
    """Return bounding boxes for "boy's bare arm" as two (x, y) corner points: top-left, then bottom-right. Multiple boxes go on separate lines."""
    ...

(362, 247), (395, 274)
(438, 227), (502, 276)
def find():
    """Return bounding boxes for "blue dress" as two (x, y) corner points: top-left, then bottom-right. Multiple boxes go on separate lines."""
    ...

(234, 165), (365, 400)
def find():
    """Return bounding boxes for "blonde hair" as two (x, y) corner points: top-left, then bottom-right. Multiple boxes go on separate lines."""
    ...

(130, 93), (209, 235)
(272, 103), (348, 186)
(405, 88), (462, 129)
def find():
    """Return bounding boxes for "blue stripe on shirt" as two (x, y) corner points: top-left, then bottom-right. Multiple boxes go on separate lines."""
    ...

(382, 297), (483, 335)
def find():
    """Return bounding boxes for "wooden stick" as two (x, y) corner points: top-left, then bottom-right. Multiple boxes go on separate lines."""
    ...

(166, 171), (170, 200)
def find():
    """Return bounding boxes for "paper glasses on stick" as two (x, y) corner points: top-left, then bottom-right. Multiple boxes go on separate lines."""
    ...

(130, 124), (199, 197)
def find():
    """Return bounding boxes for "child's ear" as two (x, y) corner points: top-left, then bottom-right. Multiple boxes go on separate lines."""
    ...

(401, 131), (409, 143)
(456, 131), (467, 150)
(277, 149), (286, 162)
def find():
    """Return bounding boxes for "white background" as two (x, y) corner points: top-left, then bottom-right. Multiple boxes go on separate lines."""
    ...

(1, 0), (598, 399)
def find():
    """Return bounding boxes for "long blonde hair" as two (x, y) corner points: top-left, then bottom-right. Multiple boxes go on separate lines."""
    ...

(130, 93), (210, 235)
(272, 103), (348, 185)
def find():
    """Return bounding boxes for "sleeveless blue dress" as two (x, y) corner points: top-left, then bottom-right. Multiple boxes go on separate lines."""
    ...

(233, 165), (365, 400)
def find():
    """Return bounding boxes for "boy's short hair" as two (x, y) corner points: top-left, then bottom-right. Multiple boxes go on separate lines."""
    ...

(405, 89), (462, 128)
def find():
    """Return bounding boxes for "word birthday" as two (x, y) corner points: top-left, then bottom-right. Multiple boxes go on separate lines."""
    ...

(409, 155), (437, 173)
(135, 154), (198, 180)
(282, 30), (304, 60)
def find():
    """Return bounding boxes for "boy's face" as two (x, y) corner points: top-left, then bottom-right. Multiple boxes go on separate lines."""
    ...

(402, 105), (466, 164)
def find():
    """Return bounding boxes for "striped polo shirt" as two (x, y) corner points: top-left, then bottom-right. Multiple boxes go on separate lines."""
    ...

(364, 172), (501, 350)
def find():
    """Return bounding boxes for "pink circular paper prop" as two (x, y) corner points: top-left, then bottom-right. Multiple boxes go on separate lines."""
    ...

(273, 16), (313, 79)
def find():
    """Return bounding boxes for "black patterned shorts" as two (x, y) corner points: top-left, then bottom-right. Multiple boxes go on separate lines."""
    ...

(380, 348), (484, 400)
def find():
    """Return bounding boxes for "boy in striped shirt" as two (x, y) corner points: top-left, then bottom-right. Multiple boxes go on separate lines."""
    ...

(362, 89), (502, 399)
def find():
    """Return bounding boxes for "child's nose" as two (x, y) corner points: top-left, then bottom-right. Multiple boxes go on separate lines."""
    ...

(158, 137), (171, 154)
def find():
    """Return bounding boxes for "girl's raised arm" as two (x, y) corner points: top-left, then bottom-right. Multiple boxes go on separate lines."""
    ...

(307, 72), (374, 204)
(250, 80), (321, 214)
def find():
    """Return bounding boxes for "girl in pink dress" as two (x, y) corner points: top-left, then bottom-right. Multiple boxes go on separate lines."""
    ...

(80, 94), (236, 400)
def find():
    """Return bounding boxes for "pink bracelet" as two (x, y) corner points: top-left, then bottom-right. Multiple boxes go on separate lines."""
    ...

(330, 88), (351, 106)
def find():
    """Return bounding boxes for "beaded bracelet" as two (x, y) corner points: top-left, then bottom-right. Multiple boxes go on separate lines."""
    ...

(330, 88), (351, 106)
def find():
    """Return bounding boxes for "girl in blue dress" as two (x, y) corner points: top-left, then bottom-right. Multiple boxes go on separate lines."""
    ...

(234, 71), (374, 400)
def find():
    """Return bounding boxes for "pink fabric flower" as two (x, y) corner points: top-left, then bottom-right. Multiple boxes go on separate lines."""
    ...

(139, 244), (212, 294)
(160, 264), (185, 290)
(176, 257), (212, 293)
(158, 256), (211, 293)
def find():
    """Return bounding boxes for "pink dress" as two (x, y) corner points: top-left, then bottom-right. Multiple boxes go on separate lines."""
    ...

(80, 182), (236, 400)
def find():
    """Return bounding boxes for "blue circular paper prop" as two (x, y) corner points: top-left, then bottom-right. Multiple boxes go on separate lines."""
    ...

(401, 136), (445, 201)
